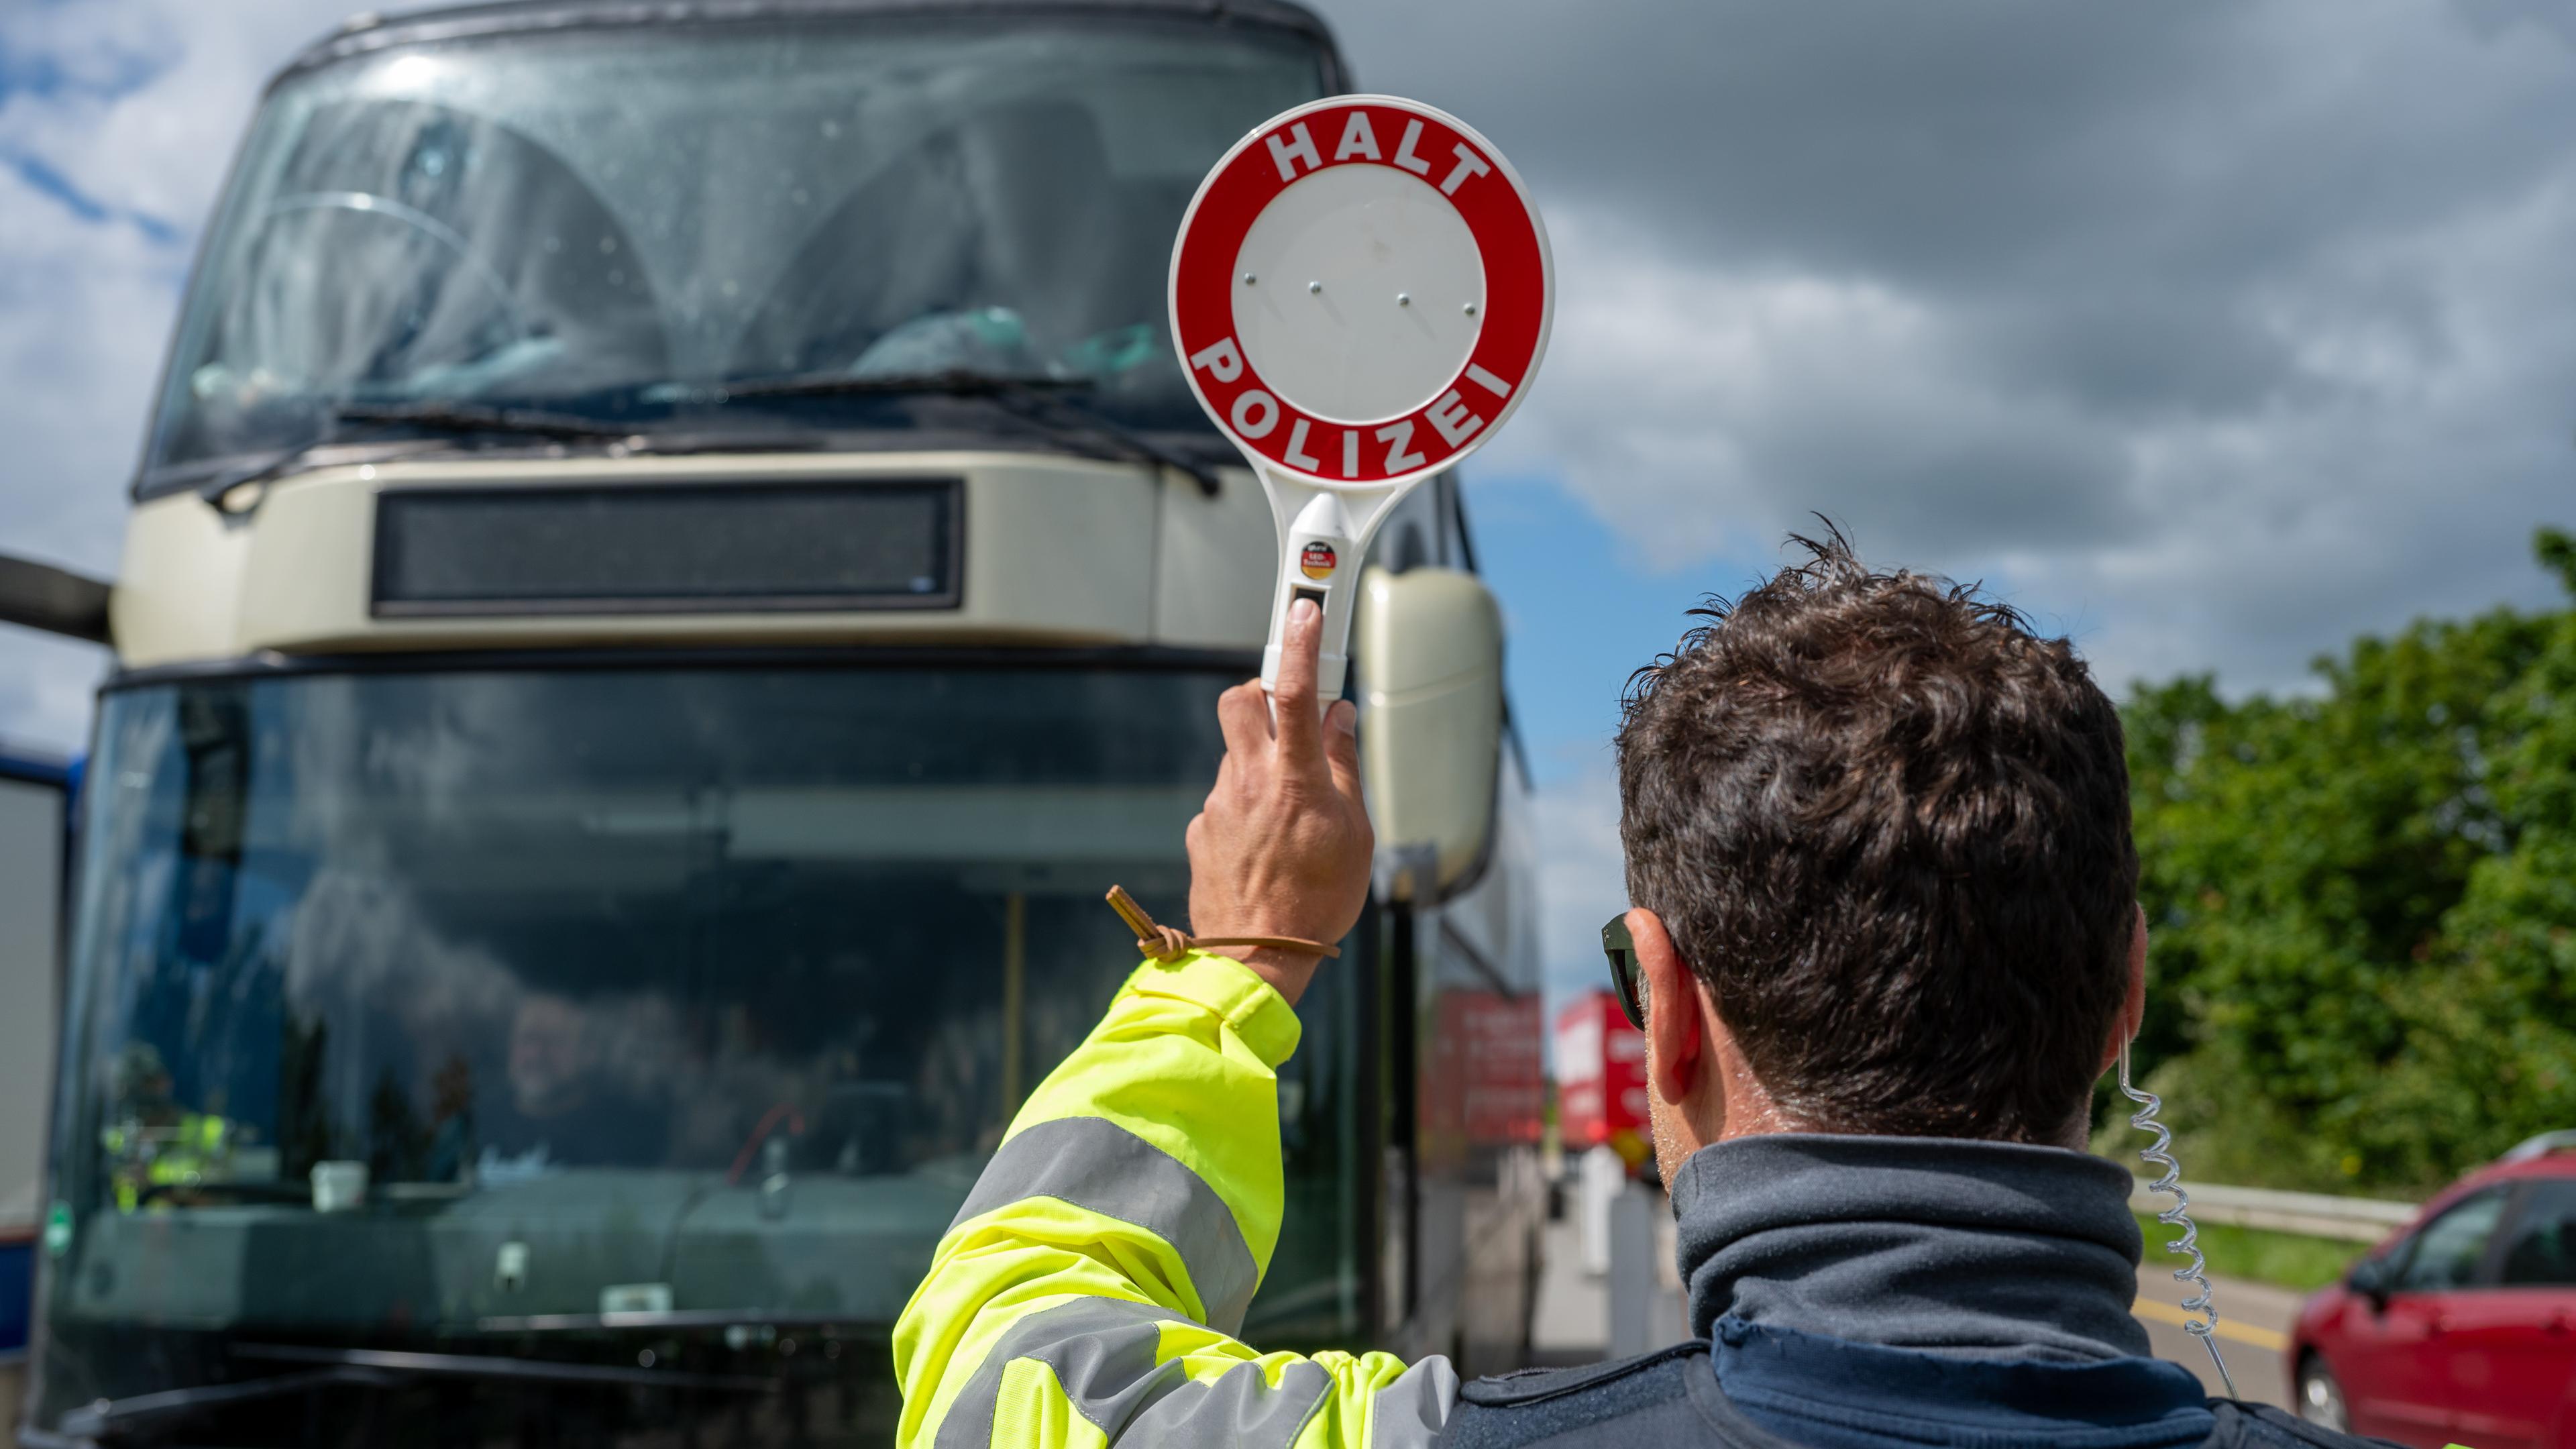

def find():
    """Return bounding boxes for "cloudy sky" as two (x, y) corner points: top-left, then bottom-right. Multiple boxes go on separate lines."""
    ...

(4, 0), (2572, 1001)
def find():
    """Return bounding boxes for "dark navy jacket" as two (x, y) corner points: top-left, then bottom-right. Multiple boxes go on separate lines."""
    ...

(1439, 1136), (2400, 1449)
(1444, 1336), (2395, 1449)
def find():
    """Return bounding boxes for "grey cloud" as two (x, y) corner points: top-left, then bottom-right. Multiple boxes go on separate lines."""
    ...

(2453, 0), (2576, 54)
(1320, 0), (2576, 443)
(1334, 2), (2568, 284)
(1313, 0), (2576, 692)
(0, 0), (358, 751)
(1967, 294), (2300, 425)
(1527, 759), (1626, 1009)
(3, 0), (2571, 755)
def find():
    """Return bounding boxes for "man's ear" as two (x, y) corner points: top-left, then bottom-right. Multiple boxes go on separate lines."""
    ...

(2098, 904), (2148, 1076)
(1628, 908), (1702, 1106)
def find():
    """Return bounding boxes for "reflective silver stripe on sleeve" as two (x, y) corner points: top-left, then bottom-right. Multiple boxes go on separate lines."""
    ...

(932, 1297), (1330, 1449)
(933, 1299), (1181, 1449)
(1133, 1358), (1329, 1446)
(1366, 1356), (1458, 1448)
(948, 1116), (1260, 1332)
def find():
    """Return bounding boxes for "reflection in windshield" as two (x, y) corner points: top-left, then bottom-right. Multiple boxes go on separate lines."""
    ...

(52, 666), (1363, 1364)
(146, 21), (1324, 482)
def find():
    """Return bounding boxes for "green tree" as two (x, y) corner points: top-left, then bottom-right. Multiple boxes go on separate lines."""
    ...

(2116, 528), (2576, 1193)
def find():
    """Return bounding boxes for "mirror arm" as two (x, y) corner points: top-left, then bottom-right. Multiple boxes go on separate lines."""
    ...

(0, 553), (113, 645)
(1373, 842), (1442, 905)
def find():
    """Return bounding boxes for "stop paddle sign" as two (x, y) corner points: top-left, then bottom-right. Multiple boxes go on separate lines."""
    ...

(1171, 95), (1553, 704)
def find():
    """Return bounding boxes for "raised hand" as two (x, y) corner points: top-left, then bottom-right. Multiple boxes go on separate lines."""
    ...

(1184, 597), (1373, 1004)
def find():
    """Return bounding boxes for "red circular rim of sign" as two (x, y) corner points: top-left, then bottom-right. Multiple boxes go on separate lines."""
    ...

(1170, 95), (1553, 490)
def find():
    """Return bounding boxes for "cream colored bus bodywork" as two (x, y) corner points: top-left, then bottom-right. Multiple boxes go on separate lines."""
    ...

(113, 452), (1275, 669)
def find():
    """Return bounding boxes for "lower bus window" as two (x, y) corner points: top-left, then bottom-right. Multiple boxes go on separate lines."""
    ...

(48, 664), (1364, 1413)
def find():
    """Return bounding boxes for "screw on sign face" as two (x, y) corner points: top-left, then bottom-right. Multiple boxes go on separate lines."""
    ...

(1170, 95), (1553, 706)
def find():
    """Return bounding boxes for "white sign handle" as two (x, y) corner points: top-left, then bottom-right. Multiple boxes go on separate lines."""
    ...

(1253, 464), (1411, 710)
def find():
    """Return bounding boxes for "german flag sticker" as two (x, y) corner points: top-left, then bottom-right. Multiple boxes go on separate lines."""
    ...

(1299, 541), (1338, 580)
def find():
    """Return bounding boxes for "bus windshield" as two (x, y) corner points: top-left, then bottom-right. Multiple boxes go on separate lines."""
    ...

(49, 665), (1366, 1361)
(144, 17), (1326, 487)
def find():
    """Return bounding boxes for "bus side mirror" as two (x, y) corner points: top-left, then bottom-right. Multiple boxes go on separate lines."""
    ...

(0, 553), (113, 645)
(1354, 566), (1502, 904)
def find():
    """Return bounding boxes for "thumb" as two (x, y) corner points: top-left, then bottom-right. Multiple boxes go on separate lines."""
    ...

(1323, 699), (1363, 803)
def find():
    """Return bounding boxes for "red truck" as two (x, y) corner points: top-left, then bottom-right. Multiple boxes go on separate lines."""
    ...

(1556, 989), (1651, 1170)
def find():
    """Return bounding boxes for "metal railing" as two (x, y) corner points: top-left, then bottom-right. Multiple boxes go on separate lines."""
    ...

(2129, 1178), (2418, 1244)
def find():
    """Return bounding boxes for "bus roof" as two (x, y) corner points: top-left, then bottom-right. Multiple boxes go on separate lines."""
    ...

(280, 0), (1347, 94)
(0, 749), (70, 790)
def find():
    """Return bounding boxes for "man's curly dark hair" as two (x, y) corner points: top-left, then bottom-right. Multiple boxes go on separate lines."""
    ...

(1615, 524), (2137, 1143)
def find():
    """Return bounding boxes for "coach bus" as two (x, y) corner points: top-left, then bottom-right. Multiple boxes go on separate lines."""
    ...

(0, 1), (1545, 1443)
(0, 749), (70, 1434)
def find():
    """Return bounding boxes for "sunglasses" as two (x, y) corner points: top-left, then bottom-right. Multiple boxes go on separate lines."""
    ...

(1601, 912), (1648, 1029)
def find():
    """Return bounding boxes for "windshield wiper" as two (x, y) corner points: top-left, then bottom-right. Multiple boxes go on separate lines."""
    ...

(51, 1346), (775, 1442)
(996, 383), (1226, 500)
(193, 435), (437, 510)
(478, 1307), (879, 1333)
(235, 1343), (775, 1392)
(329, 399), (642, 441)
(193, 402), (641, 511)
(713, 370), (1224, 497)
(714, 367), (1087, 402)
(193, 378), (1226, 511)
(52, 1368), (365, 1443)
(133, 1178), (312, 1207)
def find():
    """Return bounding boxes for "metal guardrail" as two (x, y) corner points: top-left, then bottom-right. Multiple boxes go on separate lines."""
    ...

(2130, 1178), (2420, 1244)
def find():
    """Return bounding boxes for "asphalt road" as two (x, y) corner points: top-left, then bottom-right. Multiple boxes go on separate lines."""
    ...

(2134, 1266), (2306, 1411)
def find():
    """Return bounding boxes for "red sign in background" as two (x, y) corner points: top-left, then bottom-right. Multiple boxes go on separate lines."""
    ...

(1419, 989), (1544, 1159)
(1171, 98), (1550, 486)
(1556, 990), (1648, 1158)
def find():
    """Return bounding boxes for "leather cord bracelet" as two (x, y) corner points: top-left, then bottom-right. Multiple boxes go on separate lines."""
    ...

(1106, 884), (1341, 963)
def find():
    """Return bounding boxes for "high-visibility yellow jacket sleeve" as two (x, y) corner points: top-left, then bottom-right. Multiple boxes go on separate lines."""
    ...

(894, 950), (1457, 1448)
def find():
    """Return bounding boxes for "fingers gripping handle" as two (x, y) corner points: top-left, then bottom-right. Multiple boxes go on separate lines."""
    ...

(1261, 486), (1362, 708)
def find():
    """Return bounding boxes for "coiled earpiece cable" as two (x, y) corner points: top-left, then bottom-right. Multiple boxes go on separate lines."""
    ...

(2121, 1042), (2237, 1398)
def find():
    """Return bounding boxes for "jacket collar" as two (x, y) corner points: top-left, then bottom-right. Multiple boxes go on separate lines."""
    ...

(1669, 1132), (2154, 1362)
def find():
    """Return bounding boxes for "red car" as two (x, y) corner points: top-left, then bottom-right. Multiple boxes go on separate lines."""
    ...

(2291, 1132), (2576, 1447)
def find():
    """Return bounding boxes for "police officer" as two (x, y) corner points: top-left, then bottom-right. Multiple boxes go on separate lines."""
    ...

(100, 1042), (241, 1210)
(896, 537), (2389, 1448)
